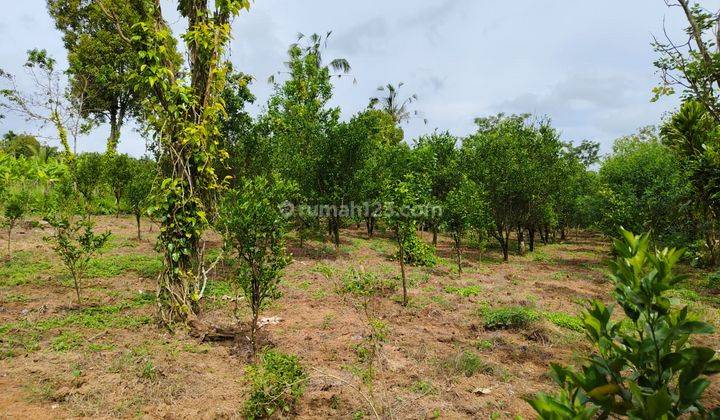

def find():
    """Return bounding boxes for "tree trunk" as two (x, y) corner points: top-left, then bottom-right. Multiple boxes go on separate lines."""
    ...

(528, 227), (535, 252)
(115, 192), (121, 218)
(332, 216), (340, 249)
(399, 239), (407, 306)
(517, 227), (526, 256)
(560, 227), (566, 241)
(432, 225), (438, 247)
(136, 213), (142, 241)
(72, 271), (81, 305)
(6, 226), (11, 257)
(455, 235), (462, 275)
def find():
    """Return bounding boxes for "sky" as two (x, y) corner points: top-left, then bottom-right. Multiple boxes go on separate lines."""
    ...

(0, 1), (709, 157)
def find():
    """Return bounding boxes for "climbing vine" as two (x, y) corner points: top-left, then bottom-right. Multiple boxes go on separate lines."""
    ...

(121, 0), (250, 325)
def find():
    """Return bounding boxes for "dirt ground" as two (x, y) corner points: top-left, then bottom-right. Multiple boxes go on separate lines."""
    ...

(1, 216), (718, 419)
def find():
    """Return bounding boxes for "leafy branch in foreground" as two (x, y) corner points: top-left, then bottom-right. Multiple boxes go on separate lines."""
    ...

(529, 228), (720, 419)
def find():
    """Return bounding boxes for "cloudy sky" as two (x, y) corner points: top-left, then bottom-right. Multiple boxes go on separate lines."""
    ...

(0, 1), (709, 156)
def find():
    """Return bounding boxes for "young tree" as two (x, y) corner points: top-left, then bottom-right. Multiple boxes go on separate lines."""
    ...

(3, 191), (28, 257)
(125, 158), (155, 240)
(443, 179), (481, 274)
(114, 0), (251, 324)
(74, 152), (105, 206)
(529, 229), (720, 418)
(104, 153), (133, 217)
(47, 0), (144, 153)
(44, 216), (110, 304)
(382, 174), (426, 306)
(218, 175), (295, 355)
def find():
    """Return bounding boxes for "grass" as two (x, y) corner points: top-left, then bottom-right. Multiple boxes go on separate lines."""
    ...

(51, 331), (84, 352)
(444, 285), (482, 297)
(0, 302), (151, 358)
(86, 253), (162, 279)
(481, 305), (540, 330)
(439, 350), (495, 377)
(544, 311), (584, 332)
(0, 251), (54, 286)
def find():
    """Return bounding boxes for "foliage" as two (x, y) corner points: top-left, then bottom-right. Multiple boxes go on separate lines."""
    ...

(399, 232), (437, 267)
(529, 229), (720, 419)
(44, 216), (110, 304)
(47, 0), (146, 152)
(339, 267), (396, 297)
(243, 349), (307, 419)
(3, 191), (28, 255)
(103, 153), (133, 216)
(218, 174), (295, 353)
(130, 0), (251, 324)
(481, 305), (539, 330)
(124, 157), (155, 240)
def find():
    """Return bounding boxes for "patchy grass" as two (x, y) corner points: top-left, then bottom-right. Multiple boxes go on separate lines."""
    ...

(481, 305), (540, 330)
(443, 285), (482, 297)
(86, 254), (162, 279)
(438, 350), (495, 377)
(0, 251), (54, 286)
(544, 311), (584, 332)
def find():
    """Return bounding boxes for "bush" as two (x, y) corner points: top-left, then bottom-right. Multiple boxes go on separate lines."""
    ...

(482, 305), (539, 330)
(529, 229), (720, 419)
(243, 349), (307, 419)
(544, 311), (583, 332)
(339, 267), (396, 297)
(399, 232), (436, 267)
(706, 271), (720, 289)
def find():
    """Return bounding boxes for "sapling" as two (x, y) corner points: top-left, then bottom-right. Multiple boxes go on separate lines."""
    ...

(44, 216), (110, 304)
(125, 158), (154, 240)
(529, 228), (720, 418)
(3, 191), (28, 256)
(382, 174), (426, 306)
(218, 174), (295, 355)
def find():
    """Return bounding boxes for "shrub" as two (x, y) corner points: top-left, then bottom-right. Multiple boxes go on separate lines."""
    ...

(3, 191), (28, 256)
(243, 349), (307, 419)
(399, 232), (436, 267)
(706, 271), (720, 289)
(44, 216), (110, 304)
(339, 267), (396, 297)
(482, 305), (539, 330)
(529, 229), (720, 419)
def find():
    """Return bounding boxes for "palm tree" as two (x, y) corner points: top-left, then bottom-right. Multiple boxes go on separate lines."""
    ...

(268, 32), (351, 84)
(369, 82), (419, 125)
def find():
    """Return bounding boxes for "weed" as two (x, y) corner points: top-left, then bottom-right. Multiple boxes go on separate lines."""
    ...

(476, 339), (494, 350)
(243, 349), (306, 419)
(339, 267), (395, 297)
(311, 263), (336, 280)
(0, 251), (53, 286)
(544, 311), (584, 332)
(86, 253), (162, 279)
(411, 379), (437, 395)
(439, 350), (494, 377)
(51, 331), (84, 352)
(443, 285), (482, 297)
(140, 360), (157, 380)
(481, 305), (540, 330)
(182, 342), (211, 354)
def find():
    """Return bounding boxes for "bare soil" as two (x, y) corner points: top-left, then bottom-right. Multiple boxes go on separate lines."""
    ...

(0, 216), (718, 419)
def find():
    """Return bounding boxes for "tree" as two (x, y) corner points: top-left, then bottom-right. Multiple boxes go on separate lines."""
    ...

(653, 1), (720, 124)
(0, 132), (42, 158)
(218, 175), (295, 355)
(115, 0), (251, 324)
(412, 132), (459, 246)
(74, 152), (105, 206)
(443, 179), (481, 274)
(661, 101), (720, 264)
(382, 174), (426, 306)
(462, 114), (536, 261)
(369, 82), (419, 125)
(529, 229), (720, 418)
(125, 157), (155, 240)
(3, 191), (28, 257)
(266, 32), (350, 247)
(44, 216), (110, 304)
(103, 153), (133, 217)
(0, 49), (88, 158)
(48, 0), (145, 153)
(596, 128), (692, 247)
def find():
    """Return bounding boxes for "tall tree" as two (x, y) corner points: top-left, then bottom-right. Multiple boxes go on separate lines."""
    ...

(107, 0), (252, 324)
(48, 0), (144, 153)
(369, 82), (419, 125)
